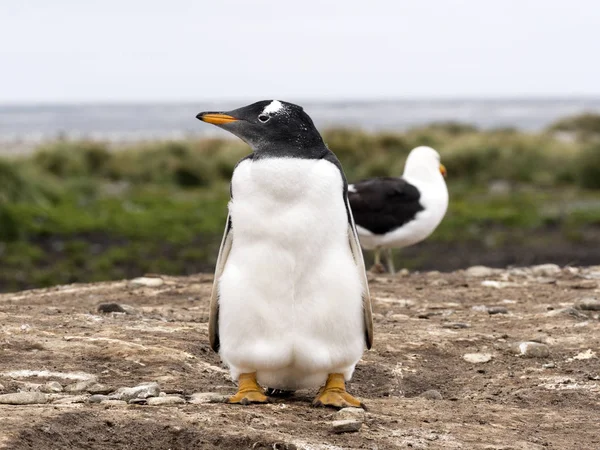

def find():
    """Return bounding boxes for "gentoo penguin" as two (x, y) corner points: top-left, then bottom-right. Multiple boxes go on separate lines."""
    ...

(348, 146), (448, 274)
(196, 100), (373, 408)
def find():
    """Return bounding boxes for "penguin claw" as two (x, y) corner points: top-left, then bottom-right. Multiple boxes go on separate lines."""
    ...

(227, 390), (269, 405)
(312, 389), (364, 409)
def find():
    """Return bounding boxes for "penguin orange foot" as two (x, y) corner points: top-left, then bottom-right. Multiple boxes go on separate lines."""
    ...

(312, 373), (365, 409)
(228, 373), (269, 405)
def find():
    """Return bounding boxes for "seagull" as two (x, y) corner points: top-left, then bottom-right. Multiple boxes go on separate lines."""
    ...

(348, 146), (448, 274)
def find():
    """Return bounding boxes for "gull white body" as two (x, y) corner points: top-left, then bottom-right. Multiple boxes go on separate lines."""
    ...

(218, 157), (365, 390)
(353, 147), (449, 250)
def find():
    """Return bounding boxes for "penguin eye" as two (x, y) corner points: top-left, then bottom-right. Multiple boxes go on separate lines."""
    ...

(258, 114), (270, 123)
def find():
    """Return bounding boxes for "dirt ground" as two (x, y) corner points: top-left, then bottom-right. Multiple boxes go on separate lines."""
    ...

(0, 266), (598, 449)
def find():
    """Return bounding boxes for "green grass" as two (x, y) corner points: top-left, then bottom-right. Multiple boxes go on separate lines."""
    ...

(2, 115), (600, 291)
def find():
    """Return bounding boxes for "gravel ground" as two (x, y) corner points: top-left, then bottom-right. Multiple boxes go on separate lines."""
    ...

(0, 265), (599, 449)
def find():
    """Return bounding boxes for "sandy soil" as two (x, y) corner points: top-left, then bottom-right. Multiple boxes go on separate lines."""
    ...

(0, 266), (599, 449)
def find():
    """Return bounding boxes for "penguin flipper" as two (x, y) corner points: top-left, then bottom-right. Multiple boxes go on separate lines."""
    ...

(346, 199), (374, 350)
(209, 214), (233, 352)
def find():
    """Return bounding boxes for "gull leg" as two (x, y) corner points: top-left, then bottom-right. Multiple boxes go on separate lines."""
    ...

(387, 248), (395, 275)
(370, 248), (385, 273)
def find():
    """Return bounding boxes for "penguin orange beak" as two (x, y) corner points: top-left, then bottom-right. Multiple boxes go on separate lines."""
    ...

(439, 164), (447, 177)
(196, 112), (239, 125)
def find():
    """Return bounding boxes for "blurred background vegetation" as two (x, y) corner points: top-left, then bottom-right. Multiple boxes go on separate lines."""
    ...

(2, 112), (600, 292)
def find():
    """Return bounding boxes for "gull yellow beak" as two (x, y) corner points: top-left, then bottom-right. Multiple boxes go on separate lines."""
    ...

(439, 164), (447, 177)
(196, 113), (238, 125)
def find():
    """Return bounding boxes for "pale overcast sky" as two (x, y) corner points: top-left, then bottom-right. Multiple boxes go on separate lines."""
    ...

(1, 0), (598, 103)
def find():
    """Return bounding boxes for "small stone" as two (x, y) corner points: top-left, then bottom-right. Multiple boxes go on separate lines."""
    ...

(64, 379), (97, 394)
(466, 266), (497, 277)
(543, 362), (556, 369)
(101, 399), (127, 406)
(419, 389), (443, 400)
(331, 419), (362, 434)
(576, 298), (600, 311)
(97, 303), (126, 314)
(487, 306), (508, 315)
(545, 307), (589, 320)
(571, 349), (596, 360)
(442, 322), (470, 329)
(530, 264), (561, 277)
(472, 305), (489, 312)
(481, 280), (517, 289)
(336, 407), (366, 421)
(0, 392), (47, 405)
(88, 394), (109, 403)
(147, 395), (185, 406)
(388, 314), (410, 322)
(40, 381), (63, 393)
(86, 383), (113, 395)
(130, 277), (164, 288)
(111, 382), (160, 401)
(52, 395), (87, 404)
(463, 353), (493, 363)
(516, 342), (550, 358)
(571, 280), (598, 290)
(188, 392), (227, 404)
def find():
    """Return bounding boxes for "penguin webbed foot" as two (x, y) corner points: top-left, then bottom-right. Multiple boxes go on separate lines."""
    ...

(312, 373), (365, 410)
(227, 372), (269, 405)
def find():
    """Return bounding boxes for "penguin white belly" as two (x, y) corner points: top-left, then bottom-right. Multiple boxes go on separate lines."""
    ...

(218, 157), (365, 390)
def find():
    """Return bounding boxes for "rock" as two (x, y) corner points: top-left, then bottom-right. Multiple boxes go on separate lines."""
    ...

(147, 395), (185, 406)
(570, 280), (598, 290)
(0, 392), (47, 405)
(86, 383), (113, 395)
(463, 353), (493, 363)
(388, 314), (410, 322)
(543, 362), (556, 369)
(335, 407), (366, 421)
(516, 342), (550, 358)
(576, 297), (600, 311)
(130, 277), (164, 288)
(419, 389), (443, 400)
(545, 307), (589, 320)
(88, 394), (109, 403)
(111, 382), (160, 401)
(481, 280), (517, 289)
(571, 349), (596, 360)
(52, 395), (87, 404)
(487, 306), (508, 315)
(64, 379), (98, 393)
(188, 392), (227, 404)
(101, 399), (128, 406)
(442, 322), (470, 329)
(331, 419), (362, 434)
(97, 303), (126, 314)
(40, 381), (63, 393)
(466, 266), (497, 277)
(530, 264), (561, 277)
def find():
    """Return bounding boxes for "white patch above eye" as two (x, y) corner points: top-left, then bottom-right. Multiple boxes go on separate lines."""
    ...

(263, 100), (283, 114)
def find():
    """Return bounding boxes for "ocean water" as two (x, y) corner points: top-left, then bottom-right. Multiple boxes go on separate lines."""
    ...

(1, 98), (600, 153)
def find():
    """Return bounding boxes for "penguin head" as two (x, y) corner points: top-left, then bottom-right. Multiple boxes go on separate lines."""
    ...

(196, 100), (325, 155)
